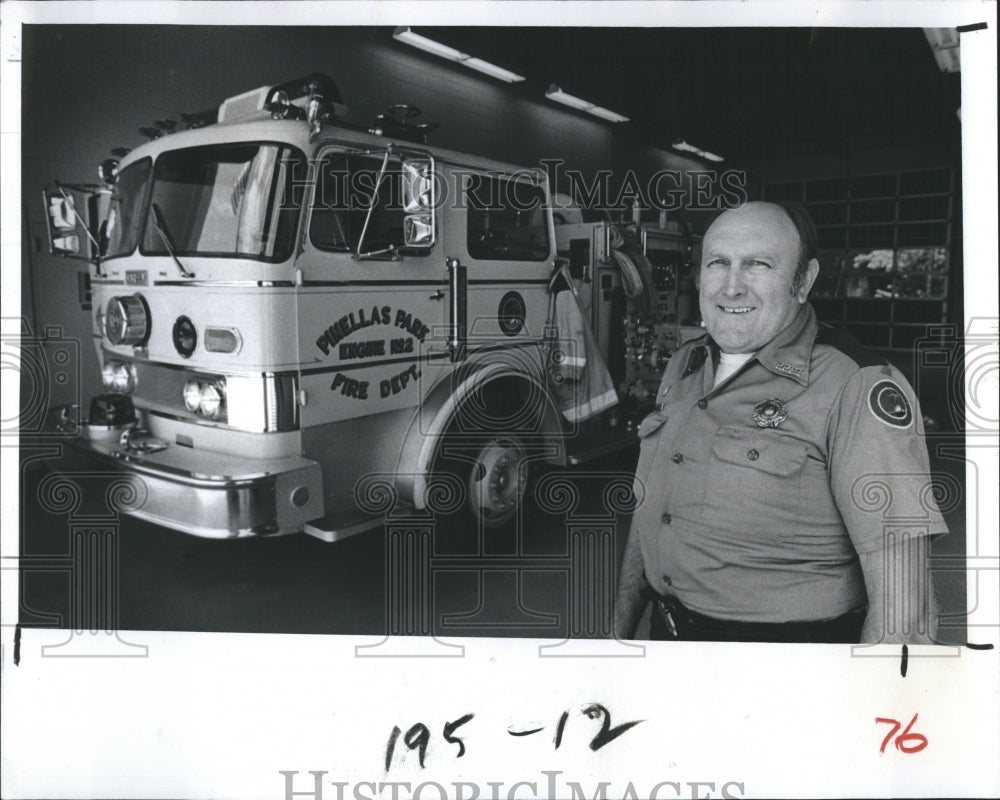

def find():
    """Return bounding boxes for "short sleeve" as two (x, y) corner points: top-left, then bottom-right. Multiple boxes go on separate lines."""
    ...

(827, 364), (949, 555)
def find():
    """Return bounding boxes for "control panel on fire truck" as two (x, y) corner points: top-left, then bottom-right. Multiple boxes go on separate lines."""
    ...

(554, 219), (700, 421)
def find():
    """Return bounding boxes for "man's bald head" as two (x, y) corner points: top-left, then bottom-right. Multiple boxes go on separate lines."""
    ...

(699, 201), (819, 294)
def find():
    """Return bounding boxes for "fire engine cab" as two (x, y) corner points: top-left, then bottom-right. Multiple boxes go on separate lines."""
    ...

(42, 73), (697, 541)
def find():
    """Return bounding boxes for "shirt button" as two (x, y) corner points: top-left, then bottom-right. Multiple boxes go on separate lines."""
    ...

(662, 575), (673, 586)
(747, 449), (759, 461)
(660, 512), (672, 524)
(672, 453), (684, 464)
(697, 399), (708, 409)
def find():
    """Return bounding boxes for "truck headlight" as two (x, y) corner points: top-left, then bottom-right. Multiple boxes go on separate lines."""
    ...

(181, 378), (227, 420)
(199, 382), (225, 419)
(102, 360), (136, 393)
(112, 363), (135, 392)
(102, 362), (117, 390)
(183, 379), (203, 412)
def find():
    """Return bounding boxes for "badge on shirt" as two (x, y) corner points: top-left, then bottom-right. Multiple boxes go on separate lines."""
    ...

(868, 379), (913, 428)
(753, 398), (788, 428)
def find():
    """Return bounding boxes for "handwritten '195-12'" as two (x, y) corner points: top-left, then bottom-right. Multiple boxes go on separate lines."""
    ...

(385, 704), (643, 772)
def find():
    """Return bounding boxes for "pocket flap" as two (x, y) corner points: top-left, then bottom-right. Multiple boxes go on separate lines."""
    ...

(637, 411), (668, 438)
(711, 427), (807, 476)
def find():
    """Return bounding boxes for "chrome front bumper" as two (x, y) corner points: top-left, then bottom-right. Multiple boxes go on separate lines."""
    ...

(49, 406), (323, 538)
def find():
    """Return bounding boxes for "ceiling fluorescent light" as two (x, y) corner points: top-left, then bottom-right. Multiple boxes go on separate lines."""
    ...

(545, 85), (629, 123)
(545, 86), (593, 112)
(393, 27), (465, 61)
(393, 27), (525, 83)
(587, 106), (630, 123)
(462, 57), (525, 84)
(672, 139), (724, 162)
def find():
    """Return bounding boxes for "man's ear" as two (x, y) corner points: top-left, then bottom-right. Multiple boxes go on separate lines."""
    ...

(797, 258), (820, 302)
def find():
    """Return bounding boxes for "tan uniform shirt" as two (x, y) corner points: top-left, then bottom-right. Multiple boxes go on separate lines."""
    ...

(631, 304), (948, 623)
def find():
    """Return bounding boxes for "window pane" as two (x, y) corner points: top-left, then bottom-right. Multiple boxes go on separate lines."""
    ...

(850, 199), (896, 224)
(898, 195), (950, 221)
(928, 274), (948, 299)
(850, 173), (897, 199)
(897, 246), (948, 273)
(845, 302), (891, 322)
(897, 222), (948, 246)
(808, 203), (848, 225)
(895, 272), (929, 299)
(845, 249), (894, 298)
(894, 301), (943, 323)
(849, 224), (894, 248)
(309, 154), (411, 255)
(467, 176), (549, 261)
(349, 157), (405, 254)
(817, 226), (847, 249)
(143, 144), (302, 261)
(899, 168), (950, 196)
(763, 181), (804, 202)
(104, 158), (151, 259)
(309, 154), (350, 250)
(812, 250), (845, 298)
(891, 326), (926, 350)
(847, 322), (891, 346)
(805, 178), (847, 202)
(811, 298), (844, 323)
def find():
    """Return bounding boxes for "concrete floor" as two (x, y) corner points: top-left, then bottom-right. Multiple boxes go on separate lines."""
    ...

(17, 437), (968, 643)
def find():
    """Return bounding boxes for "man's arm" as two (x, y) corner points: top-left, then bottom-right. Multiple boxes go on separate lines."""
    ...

(827, 364), (948, 645)
(613, 529), (649, 640)
(857, 532), (939, 644)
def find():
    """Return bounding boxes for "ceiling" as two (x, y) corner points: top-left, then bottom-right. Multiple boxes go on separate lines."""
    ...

(415, 27), (962, 163)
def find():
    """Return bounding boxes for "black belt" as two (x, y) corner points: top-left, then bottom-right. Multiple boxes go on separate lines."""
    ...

(642, 585), (866, 644)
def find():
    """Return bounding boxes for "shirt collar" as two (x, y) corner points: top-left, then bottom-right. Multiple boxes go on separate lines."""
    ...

(681, 341), (710, 378)
(754, 303), (817, 386)
(682, 304), (817, 387)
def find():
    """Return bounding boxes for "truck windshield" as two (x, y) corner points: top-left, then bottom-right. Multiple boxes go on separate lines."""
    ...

(140, 143), (305, 262)
(104, 158), (152, 259)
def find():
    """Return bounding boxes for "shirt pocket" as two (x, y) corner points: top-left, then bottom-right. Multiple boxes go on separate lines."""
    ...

(633, 411), (668, 507)
(702, 426), (809, 530)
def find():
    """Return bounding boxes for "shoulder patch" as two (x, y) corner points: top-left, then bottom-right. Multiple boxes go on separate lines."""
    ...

(868, 379), (913, 428)
(815, 323), (887, 370)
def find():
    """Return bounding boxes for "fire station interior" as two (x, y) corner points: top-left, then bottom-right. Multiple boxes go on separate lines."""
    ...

(19, 26), (969, 641)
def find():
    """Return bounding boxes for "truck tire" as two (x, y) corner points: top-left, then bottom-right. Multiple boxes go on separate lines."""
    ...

(432, 380), (543, 536)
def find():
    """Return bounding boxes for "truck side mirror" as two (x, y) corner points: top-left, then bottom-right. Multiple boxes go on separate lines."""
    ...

(404, 215), (434, 246)
(401, 159), (435, 248)
(42, 184), (98, 259)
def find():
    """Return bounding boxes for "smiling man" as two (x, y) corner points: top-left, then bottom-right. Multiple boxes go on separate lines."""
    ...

(613, 201), (947, 643)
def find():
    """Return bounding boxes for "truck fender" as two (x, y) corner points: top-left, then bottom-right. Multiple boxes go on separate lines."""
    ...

(394, 361), (566, 510)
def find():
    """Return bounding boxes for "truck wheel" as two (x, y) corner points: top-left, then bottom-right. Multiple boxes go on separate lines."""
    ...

(464, 433), (528, 528)
(431, 383), (541, 536)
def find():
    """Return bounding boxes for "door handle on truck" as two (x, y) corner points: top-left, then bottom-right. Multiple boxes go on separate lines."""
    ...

(446, 257), (467, 363)
(429, 289), (444, 300)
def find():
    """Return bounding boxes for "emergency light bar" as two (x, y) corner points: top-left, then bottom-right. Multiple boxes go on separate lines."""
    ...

(217, 74), (348, 124)
(393, 27), (525, 83)
(545, 85), (629, 123)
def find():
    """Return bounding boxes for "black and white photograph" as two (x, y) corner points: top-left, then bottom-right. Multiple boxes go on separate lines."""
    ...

(2, 2), (997, 798)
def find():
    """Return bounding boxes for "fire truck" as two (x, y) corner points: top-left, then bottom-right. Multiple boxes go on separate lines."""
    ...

(41, 74), (697, 541)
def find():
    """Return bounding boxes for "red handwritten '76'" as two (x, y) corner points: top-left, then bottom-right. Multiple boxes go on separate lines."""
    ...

(875, 714), (928, 754)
